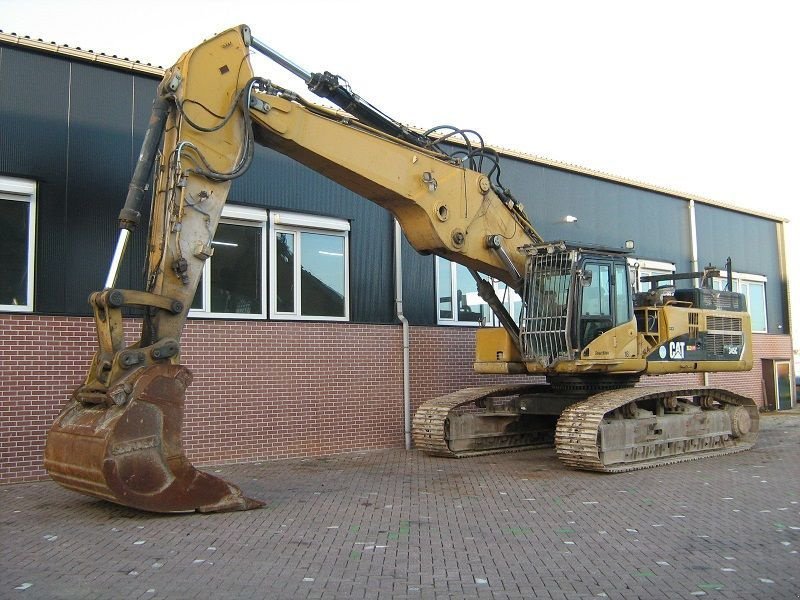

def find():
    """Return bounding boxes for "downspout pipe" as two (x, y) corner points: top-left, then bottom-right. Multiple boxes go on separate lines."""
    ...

(688, 200), (699, 285)
(394, 220), (412, 450)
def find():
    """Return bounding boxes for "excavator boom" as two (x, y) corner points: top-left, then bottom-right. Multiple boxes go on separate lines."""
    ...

(44, 25), (541, 512)
(44, 25), (758, 513)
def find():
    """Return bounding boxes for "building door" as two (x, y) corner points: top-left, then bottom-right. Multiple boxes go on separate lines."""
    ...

(763, 359), (795, 410)
(775, 361), (794, 410)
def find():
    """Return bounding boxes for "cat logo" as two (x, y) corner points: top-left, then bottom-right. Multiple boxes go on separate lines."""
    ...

(669, 341), (686, 360)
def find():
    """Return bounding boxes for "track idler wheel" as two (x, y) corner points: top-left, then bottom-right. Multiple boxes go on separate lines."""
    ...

(44, 364), (264, 513)
(729, 405), (753, 438)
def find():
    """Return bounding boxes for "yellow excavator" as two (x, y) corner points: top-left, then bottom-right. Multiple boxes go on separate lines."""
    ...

(44, 25), (758, 513)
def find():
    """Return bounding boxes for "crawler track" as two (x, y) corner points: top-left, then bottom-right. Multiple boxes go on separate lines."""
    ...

(555, 386), (759, 472)
(412, 384), (551, 457)
(414, 384), (759, 473)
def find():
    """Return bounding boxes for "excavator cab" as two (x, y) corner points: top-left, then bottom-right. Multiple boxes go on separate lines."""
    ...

(513, 242), (638, 373)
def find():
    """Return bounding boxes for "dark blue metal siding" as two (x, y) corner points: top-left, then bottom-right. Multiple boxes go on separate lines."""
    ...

(401, 239), (436, 325)
(500, 160), (693, 271)
(121, 78), (163, 294)
(229, 146), (397, 324)
(65, 63), (137, 311)
(0, 45), (398, 323)
(0, 46), (71, 312)
(0, 43), (788, 332)
(695, 203), (786, 334)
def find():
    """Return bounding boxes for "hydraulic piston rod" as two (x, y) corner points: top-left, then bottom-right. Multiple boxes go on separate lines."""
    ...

(251, 35), (429, 147)
(251, 36), (313, 83)
(104, 94), (170, 289)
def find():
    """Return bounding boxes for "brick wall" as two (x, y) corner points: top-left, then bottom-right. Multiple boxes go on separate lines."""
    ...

(1, 315), (96, 484)
(1, 315), (408, 483)
(0, 315), (792, 484)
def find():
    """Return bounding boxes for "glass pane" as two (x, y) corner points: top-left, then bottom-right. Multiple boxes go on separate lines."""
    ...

(615, 264), (631, 323)
(581, 263), (611, 316)
(638, 269), (651, 292)
(510, 298), (523, 323)
(711, 278), (726, 291)
(191, 273), (203, 309)
(776, 362), (792, 410)
(540, 272), (570, 308)
(455, 264), (485, 323)
(745, 281), (767, 332)
(495, 281), (523, 325)
(209, 223), (262, 314)
(276, 232), (295, 313)
(0, 199), (30, 306)
(638, 268), (673, 292)
(300, 231), (345, 317)
(437, 257), (453, 320)
(712, 276), (736, 292)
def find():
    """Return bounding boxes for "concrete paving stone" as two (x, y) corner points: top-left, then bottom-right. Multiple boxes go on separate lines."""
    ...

(2, 412), (800, 599)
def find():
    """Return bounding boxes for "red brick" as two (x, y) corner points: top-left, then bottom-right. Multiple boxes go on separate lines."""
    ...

(0, 314), (791, 483)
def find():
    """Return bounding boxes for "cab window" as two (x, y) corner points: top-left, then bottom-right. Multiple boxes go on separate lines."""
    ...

(578, 260), (631, 349)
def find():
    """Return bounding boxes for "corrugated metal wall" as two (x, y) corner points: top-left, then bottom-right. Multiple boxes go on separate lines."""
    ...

(232, 148), (396, 323)
(1, 45), (70, 313)
(695, 203), (787, 333)
(500, 160), (693, 269)
(0, 43), (788, 333)
(0, 45), (398, 324)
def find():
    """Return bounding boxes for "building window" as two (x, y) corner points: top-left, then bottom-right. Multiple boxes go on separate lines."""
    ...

(712, 272), (768, 333)
(190, 205), (267, 319)
(435, 257), (522, 326)
(0, 177), (36, 312)
(269, 211), (349, 321)
(629, 258), (676, 292)
(614, 263), (632, 323)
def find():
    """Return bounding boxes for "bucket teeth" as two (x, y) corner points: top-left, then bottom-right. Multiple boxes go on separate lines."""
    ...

(45, 364), (263, 513)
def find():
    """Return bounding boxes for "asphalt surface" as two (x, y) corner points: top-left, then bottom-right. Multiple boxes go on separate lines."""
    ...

(2, 411), (799, 600)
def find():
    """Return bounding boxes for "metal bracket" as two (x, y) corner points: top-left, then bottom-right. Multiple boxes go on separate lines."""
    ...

(249, 96), (271, 114)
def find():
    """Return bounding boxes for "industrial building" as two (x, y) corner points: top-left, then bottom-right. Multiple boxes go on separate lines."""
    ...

(0, 31), (794, 484)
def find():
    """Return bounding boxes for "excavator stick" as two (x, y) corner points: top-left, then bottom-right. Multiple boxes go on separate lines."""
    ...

(43, 26), (266, 513)
(44, 364), (263, 513)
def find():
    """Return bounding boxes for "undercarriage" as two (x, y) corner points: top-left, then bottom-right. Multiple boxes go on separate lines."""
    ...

(412, 382), (759, 472)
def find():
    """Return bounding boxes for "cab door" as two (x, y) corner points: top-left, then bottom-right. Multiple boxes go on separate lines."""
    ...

(576, 259), (632, 350)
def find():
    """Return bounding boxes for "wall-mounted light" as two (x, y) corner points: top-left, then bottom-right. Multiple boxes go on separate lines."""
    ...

(563, 215), (578, 223)
(624, 240), (635, 250)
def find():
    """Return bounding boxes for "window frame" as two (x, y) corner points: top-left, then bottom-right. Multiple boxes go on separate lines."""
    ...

(0, 176), (37, 313)
(628, 258), (676, 292)
(188, 204), (268, 320)
(269, 210), (350, 322)
(713, 270), (768, 333)
(435, 257), (522, 327)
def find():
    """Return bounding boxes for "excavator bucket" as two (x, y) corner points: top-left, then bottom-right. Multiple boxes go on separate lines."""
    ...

(44, 364), (263, 513)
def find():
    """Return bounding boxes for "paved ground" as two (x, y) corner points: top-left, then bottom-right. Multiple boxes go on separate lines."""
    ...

(2, 412), (799, 600)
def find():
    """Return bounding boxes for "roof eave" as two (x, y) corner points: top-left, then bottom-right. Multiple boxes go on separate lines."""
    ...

(0, 29), (787, 224)
(0, 29), (164, 76)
